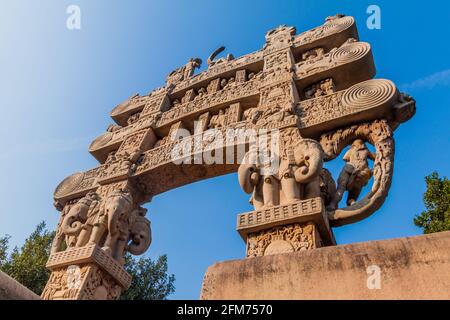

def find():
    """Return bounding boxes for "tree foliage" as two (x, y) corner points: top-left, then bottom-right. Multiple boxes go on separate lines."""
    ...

(0, 222), (53, 294)
(414, 172), (450, 234)
(0, 221), (175, 299)
(121, 254), (175, 300)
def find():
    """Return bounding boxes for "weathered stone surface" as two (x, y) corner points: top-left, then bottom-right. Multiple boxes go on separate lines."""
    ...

(201, 231), (450, 300)
(0, 271), (41, 300)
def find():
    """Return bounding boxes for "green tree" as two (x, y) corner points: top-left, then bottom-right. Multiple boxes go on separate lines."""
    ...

(0, 221), (175, 299)
(0, 222), (53, 294)
(414, 172), (450, 234)
(0, 235), (10, 267)
(121, 254), (175, 300)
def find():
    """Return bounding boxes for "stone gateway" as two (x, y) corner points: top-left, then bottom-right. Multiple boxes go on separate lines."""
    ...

(43, 15), (416, 300)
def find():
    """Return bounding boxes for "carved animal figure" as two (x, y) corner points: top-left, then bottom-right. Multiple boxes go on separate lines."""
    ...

(238, 135), (324, 210)
(278, 138), (323, 204)
(127, 214), (152, 256)
(103, 205), (151, 264)
(61, 193), (98, 246)
(101, 190), (134, 257)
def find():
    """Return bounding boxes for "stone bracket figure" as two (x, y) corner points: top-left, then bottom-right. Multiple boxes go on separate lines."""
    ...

(335, 139), (375, 207)
(319, 119), (397, 227)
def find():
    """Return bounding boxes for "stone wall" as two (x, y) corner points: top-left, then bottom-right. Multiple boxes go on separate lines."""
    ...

(0, 271), (41, 300)
(201, 231), (450, 300)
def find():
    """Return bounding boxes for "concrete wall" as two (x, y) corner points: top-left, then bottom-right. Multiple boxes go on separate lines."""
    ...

(201, 231), (450, 300)
(0, 271), (41, 300)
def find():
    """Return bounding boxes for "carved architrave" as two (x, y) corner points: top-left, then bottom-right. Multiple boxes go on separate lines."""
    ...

(97, 128), (156, 185)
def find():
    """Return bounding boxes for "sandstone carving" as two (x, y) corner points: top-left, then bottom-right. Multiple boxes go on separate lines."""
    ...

(45, 15), (415, 299)
(207, 46), (234, 68)
(166, 58), (202, 87)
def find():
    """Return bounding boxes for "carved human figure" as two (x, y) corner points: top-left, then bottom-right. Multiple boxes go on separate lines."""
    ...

(335, 139), (375, 206)
(302, 48), (325, 64)
(304, 78), (335, 99)
(209, 109), (227, 129)
(183, 58), (202, 79)
(259, 102), (295, 124)
(166, 58), (202, 86)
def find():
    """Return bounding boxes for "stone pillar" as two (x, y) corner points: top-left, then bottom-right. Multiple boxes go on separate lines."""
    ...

(42, 245), (131, 300)
(45, 130), (154, 300)
(237, 198), (335, 257)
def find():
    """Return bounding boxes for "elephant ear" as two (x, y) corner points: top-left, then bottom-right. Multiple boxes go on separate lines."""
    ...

(238, 163), (258, 194)
(127, 217), (152, 256)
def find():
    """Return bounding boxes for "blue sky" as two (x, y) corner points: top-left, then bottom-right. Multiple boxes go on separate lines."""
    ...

(0, 0), (449, 299)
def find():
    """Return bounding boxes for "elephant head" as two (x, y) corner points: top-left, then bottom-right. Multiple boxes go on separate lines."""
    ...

(106, 190), (134, 236)
(127, 215), (152, 255)
(61, 194), (94, 236)
(238, 163), (260, 194)
(238, 147), (260, 194)
(292, 139), (324, 183)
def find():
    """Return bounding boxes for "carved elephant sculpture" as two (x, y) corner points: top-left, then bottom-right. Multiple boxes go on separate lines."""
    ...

(101, 190), (134, 259)
(278, 138), (323, 203)
(238, 138), (324, 210)
(61, 196), (93, 236)
(127, 215), (152, 256)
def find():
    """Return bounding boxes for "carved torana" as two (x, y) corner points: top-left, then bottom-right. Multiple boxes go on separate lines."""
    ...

(46, 14), (415, 299)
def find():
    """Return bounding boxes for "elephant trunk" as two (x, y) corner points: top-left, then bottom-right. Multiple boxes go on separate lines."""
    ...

(107, 202), (121, 236)
(127, 217), (152, 256)
(238, 163), (259, 194)
(291, 139), (325, 184)
(61, 201), (90, 236)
